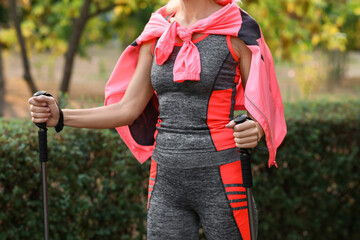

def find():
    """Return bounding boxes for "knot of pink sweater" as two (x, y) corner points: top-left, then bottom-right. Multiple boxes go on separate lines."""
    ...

(141, 1), (241, 82)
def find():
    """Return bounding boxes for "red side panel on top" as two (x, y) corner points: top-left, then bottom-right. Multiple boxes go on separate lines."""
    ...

(207, 89), (236, 151)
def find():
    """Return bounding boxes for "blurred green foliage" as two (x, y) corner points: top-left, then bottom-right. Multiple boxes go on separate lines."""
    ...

(0, 2), (8, 25)
(242, 0), (360, 60)
(252, 99), (360, 239)
(1, 99), (359, 239)
(241, 0), (360, 96)
(1, 0), (358, 59)
(0, 0), (165, 54)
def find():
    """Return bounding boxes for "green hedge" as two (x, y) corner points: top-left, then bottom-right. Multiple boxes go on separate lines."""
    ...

(0, 122), (149, 240)
(0, 99), (359, 240)
(252, 99), (360, 240)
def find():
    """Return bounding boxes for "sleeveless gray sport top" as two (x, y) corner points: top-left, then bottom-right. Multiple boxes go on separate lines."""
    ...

(151, 34), (241, 168)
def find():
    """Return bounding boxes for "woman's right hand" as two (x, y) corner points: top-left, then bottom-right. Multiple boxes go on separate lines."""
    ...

(28, 95), (60, 127)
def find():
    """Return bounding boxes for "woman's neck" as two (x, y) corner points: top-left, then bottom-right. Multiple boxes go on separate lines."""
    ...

(174, 0), (223, 28)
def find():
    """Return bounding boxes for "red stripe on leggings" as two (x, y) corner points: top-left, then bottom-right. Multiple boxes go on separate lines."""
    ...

(225, 186), (246, 192)
(230, 201), (248, 209)
(220, 161), (251, 240)
(227, 194), (246, 201)
(147, 159), (157, 209)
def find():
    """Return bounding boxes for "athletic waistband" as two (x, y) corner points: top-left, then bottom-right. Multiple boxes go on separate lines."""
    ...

(152, 147), (240, 169)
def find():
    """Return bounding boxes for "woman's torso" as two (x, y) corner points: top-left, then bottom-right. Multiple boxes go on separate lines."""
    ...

(151, 34), (241, 168)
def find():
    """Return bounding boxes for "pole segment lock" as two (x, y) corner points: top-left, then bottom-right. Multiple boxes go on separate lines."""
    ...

(33, 91), (53, 240)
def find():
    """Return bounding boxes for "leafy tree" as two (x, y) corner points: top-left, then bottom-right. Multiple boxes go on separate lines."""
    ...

(242, 0), (360, 95)
(1, 0), (164, 98)
(8, 0), (38, 94)
(242, 0), (359, 60)
(2, 0), (358, 99)
(0, 0), (9, 116)
(0, 44), (4, 117)
(23, 0), (165, 95)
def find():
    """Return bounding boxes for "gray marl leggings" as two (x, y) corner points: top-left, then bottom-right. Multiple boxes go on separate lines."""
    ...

(147, 160), (258, 240)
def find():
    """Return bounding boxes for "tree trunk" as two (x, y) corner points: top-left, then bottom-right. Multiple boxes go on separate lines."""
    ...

(0, 43), (5, 117)
(59, 0), (92, 94)
(8, 0), (37, 94)
(326, 50), (348, 89)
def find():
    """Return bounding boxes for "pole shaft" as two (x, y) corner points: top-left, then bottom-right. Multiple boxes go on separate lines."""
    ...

(234, 114), (257, 239)
(247, 188), (256, 240)
(41, 162), (49, 240)
(39, 128), (49, 240)
(239, 150), (256, 239)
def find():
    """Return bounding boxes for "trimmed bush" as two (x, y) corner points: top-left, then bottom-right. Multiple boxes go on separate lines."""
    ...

(252, 99), (360, 240)
(0, 121), (149, 240)
(0, 99), (359, 239)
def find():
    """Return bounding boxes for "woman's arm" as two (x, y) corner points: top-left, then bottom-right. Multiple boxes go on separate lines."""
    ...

(28, 41), (155, 129)
(225, 37), (264, 149)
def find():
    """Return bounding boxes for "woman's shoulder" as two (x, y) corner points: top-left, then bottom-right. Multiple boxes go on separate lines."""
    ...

(229, 36), (250, 61)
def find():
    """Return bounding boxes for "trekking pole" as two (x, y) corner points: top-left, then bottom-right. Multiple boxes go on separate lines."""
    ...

(34, 90), (53, 240)
(234, 114), (257, 240)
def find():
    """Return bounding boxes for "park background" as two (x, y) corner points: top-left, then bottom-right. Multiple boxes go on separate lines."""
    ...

(0, 0), (359, 239)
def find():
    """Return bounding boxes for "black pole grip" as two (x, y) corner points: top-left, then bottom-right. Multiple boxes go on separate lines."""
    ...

(38, 129), (48, 163)
(239, 151), (253, 188)
(234, 114), (253, 188)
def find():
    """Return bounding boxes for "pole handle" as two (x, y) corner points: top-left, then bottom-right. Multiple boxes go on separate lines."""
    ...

(234, 114), (253, 188)
(34, 91), (51, 163)
(33, 91), (52, 130)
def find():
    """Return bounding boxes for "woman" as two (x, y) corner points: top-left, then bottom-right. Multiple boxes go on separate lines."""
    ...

(29, 0), (286, 239)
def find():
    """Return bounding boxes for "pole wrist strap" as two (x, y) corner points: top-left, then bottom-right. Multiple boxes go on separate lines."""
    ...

(55, 106), (64, 133)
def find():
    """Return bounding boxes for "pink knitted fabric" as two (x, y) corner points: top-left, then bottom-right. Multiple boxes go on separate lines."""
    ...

(137, 1), (241, 82)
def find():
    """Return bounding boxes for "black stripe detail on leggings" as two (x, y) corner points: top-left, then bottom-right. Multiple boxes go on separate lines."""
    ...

(230, 198), (247, 203)
(232, 206), (248, 211)
(227, 191), (246, 195)
(224, 184), (245, 188)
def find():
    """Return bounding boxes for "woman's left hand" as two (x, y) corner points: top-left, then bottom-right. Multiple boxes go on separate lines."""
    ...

(226, 119), (264, 149)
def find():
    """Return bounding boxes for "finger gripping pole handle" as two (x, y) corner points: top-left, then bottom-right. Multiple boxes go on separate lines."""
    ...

(33, 91), (53, 130)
